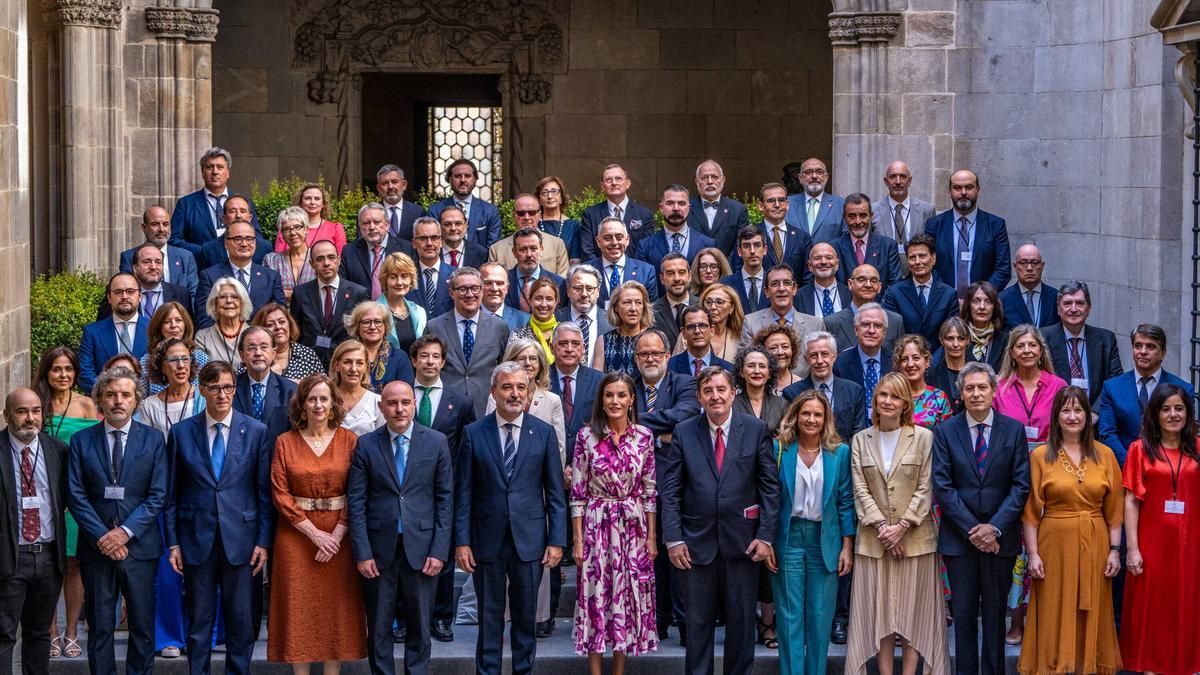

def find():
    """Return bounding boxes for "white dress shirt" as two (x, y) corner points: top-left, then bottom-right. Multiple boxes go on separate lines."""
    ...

(415, 378), (445, 420)
(792, 451), (824, 521)
(812, 280), (843, 314)
(455, 309), (482, 347)
(205, 412), (233, 455)
(496, 412), (525, 450)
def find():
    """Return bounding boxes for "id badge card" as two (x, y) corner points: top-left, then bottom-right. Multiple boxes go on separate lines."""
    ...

(959, 252), (972, 262)
(1166, 500), (1185, 514)
(104, 485), (125, 500)
(315, 336), (333, 349)
(22, 495), (41, 509)
(1024, 426), (1039, 440)
(1071, 378), (1089, 389)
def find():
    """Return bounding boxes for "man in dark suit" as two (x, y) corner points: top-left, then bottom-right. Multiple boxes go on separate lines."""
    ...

(479, 261), (531, 332)
(169, 147), (262, 258)
(166, 361), (271, 675)
(579, 164), (658, 258)
(632, 330), (700, 642)
(195, 195), (272, 269)
(454, 363), (567, 675)
(375, 164), (425, 242)
(831, 194), (902, 293)
(340, 202), (416, 296)
(100, 243), (191, 320)
(932, 362), (1031, 675)
(998, 243), (1059, 329)
(1041, 281), (1123, 405)
(756, 182), (813, 285)
(661, 367), (781, 675)
(882, 233), (960, 346)
(350, 381), (454, 675)
(652, 253), (693, 349)
(832, 303), (893, 418)
(439, 205), (490, 270)
(668, 306), (734, 377)
(289, 240), (370, 367)
(195, 220), (287, 328)
(784, 158), (845, 245)
(425, 267), (512, 418)
(408, 334), (476, 642)
(506, 228), (565, 312)
(121, 205), (200, 298)
(426, 159), (502, 249)
(872, 160), (936, 277)
(720, 226), (770, 314)
(687, 159), (750, 256)
(408, 217), (455, 319)
(234, 326), (297, 444)
(556, 264), (611, 367)
(1098, 323), (1195, 465)
(66, 368), (167, 675)
(925, 169), (1011, 299)
(795, 242), (850, 319)
(587, 218), (658, 308)
(78, 273), (151, 393)
(0, 389), (69, 674)
(782, 331), (868, 444)
(824, 263), (905, 356)
(637, 185), (715, 282)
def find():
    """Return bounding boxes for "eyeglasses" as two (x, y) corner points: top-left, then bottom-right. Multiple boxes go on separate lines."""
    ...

(452, 285), (482, 296)
(767, 280), (795, 289)
(204, 384), (236, 395)
(163, 356), (191, 365)
(413, 235), (442, 243)
(539, 188), (561, 196)
(761, 197), (787, 205)
(635, 350), (668, 360)
(358, 318), (385, 327)
(227, 236), (257, 244)
(703, 298), (729, 308)
(684, 323), (711, 332)
(800, 168), (827, 177)
(109, 288), (139, 297)
(850, 277), (881, 286)
(570, 284), (598, 295)
(514, 209), (539, 217)
(1014, 260), (1043, 267)
(697, 263), (721, 272)
(280, 225), (307, 233)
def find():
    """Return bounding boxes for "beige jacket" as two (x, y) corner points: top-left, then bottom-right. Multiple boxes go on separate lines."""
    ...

(850, 424), (938, 558)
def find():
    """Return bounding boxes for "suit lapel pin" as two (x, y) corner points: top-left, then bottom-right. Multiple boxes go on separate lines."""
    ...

(447, 404), (454, 410)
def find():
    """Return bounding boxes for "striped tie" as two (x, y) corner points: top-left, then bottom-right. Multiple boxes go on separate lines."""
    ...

(974, 423), (989, 476)
(502, 423), (517, 480)
(645, 385), (657, 412)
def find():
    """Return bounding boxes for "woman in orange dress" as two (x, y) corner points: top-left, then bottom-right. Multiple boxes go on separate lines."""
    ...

(267, 374), (367, 671)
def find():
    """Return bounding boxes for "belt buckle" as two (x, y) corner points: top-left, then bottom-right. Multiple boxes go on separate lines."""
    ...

(21, 543), (44, 553)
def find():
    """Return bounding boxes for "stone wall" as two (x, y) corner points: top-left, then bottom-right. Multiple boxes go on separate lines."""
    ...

(0, 0), (30, 392)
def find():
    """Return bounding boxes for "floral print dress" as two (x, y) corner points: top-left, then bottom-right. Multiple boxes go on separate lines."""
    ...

(570, 424), (658, 656)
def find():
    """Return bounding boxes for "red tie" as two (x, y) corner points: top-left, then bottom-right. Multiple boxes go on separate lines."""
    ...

(855, 238), (866, 265)
(323, 285), (334, 326)
(20, 447), (40, 542)
(449, 249), (459, 267)
(714, 427), (726, 473)
(693, 358), (704, 377)
(562, 375), (574, 420)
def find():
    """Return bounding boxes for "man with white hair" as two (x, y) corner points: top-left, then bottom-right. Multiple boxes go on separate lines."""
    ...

(685, 159), (749, 255)
(375, 164), (425, 241)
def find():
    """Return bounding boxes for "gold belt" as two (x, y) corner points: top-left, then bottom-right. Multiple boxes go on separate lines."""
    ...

(294, 495), (346, 511)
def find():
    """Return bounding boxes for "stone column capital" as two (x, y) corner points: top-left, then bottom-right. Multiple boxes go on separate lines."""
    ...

(144, 5), (219, 42)
(828, 10), (902, 46)
(44, 0), (124, 29)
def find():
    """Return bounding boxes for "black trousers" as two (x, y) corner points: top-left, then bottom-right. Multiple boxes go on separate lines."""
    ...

(183, 535), (255, 675)
(364, 535), (437, 675)
(79, 549), (157, 675)
(944, 550), (1014, 675)
(0, 546), (62, 675)
(474, 533), (541, 675)
(681, 556), (758, 675)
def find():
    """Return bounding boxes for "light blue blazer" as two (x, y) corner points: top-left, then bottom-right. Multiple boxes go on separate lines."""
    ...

(774, 441), (857, 573)
(378, 295), (426, 349)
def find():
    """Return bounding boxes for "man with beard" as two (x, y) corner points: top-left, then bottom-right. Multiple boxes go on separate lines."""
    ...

(831, 194), (902, 293)
(925, 169), (1011, 299)
(78, 274), (150, 393)
(375, 164), (424, 242)
(686, 160), (749, 256)
(824, 263), (905, 355)
(488, 194), (569, 275)
(121, 205), (199, 298)
(427, 159), (502, 248)
(784, 158), (845, 244)
(872, 161), (935, 276)
(636, 185), (715, 284)
(505, 228), (565, 312)
(652, 253), (693, 348)
(339, 202), (415, 295)
(100, 243), (192, 320)
(796, 242), (850, 319)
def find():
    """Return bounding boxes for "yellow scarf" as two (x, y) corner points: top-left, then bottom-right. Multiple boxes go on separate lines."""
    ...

(529, 314), (558, 365)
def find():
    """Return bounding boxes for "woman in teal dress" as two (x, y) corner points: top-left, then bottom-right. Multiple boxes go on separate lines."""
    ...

(34, 346), (100, 659)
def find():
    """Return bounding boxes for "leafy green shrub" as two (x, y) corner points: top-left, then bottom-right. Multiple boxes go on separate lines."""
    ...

(250, 176), (307, 242)
(738, 192), (764, 224)
(328, 184), (374, 242)
(30, 269), (108, 371)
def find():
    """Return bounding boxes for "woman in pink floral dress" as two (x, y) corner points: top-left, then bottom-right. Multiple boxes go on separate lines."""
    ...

(570, 371), (659, 674)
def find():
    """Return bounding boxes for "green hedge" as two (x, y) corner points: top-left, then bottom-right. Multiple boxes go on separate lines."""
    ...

(30, 269), (107, 371)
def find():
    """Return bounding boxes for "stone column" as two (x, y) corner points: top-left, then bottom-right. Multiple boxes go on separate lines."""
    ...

(43, 0), (127, 273)
(0, 0), (32, 389)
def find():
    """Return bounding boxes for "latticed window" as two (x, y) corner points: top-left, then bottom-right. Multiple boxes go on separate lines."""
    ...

(426, 106), (503, 202)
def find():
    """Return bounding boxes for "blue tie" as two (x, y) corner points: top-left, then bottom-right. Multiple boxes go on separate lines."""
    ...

(864, 358), (879, 412)
(974, 423), (989, 476)
(670, 232), (683, 254)
(462, 319), (475, 364)
(821, 288), (834, 316)
(394, 434), (408, 533)
(608, 264), (621, 293)
(211, 423), (226, 479)
(502, 423), (517, 480)
(252, 383), (265, 420)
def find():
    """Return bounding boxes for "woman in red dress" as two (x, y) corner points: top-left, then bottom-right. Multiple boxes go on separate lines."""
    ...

(1120, 382), (1200, 675)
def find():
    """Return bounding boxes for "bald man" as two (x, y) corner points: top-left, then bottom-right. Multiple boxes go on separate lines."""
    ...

(998, 244), (1059, 329)
(783, 157), (845, 244)
(824, 263), (905, 355)
(923, 169), (1011, 298)
(871, 161), (936, 277)
(120, 205), (200, 297)
(796, 242), (850, 318)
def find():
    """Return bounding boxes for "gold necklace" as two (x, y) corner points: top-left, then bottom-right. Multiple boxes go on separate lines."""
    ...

(1058, 448), (1085, 483)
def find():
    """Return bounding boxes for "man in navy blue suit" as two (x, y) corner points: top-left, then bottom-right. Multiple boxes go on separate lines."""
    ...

(756, 182), (813, 285)
(636, 184), (715, 278)
(579, 164), (658, 258)
(439, 205), (490, 270)
(668, 306), (734, 377)
(661, 366), (780, 675)
(1041, 281), (1123, 405)
(784, 158), (845, 244)
(932, 362), (1031, 675)
(169, 147), (262, 258)
(66, 368), (167, 675)
(408, 217), (455, 319)
(832, 303), (894, 418)
(426, 159), (502, 249)
(375, 164), (425, 242)
(925, 169), (1011, 299)
(479, 261), (531, 332)
(882, 233), (960, 346)
(831, 194), (902, 293)
(1098, 323), (1194, 465)
(234, 326), (297, 444)
(998, 244), (1059, 329)
(687, 160), (749, 256)
(289, 240), (370, 367)
(587, 218), (658, 308)
(507, 228), (565, 312)
(195, 195), (272, 268)
(408, 334), (476, 643)
(350, 380), (454, 675)
(120, 205), (199, 299)
(454, 363), (567, 675)
(720, 226), (770, 314)
(78, 273), (151, 393)
(795, 242), (850, 319)
(99, 243), (191, 320)
(340, 202), (416, 296)
(194, 220), (287, 328)
(782, 331), (868, 444)
(166, 361), (271, 675)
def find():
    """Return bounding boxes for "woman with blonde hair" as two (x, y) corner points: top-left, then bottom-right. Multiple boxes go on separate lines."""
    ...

(264, 206), (317, 300)
(376, 251), (426, 354)
(509, 277), (561, 364)
(345, 301), (414, 393)
(272, 182), (347, 253)
(695, 283), (743, 362)
(327, 339), (384, 436)
(596, 281), (653, 377)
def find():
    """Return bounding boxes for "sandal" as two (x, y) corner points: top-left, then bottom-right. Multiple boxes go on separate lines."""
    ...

(756, 620), (779, 649)
(49, 635), (63, 659)
(64, 637), (82, 658)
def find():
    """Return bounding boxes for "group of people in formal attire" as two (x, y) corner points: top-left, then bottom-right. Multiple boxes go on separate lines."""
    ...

(3, 147), (1199, 675)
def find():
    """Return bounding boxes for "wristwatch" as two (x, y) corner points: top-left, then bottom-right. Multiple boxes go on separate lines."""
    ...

(991, 525), (1002, 539)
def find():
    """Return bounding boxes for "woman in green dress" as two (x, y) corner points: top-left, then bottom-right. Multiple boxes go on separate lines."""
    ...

(34, 346), (100, 659)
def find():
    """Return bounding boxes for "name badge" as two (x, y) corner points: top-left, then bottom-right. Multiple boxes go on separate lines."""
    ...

(104, 486), (125, 500)
(1024, 426), (1039, 440)
(1070, 378), (1089, 389)
(315, 336), (333, 349)
(1166, 500), (1185, 514)
(896, 243), (905, 254)
(743, 504), (760, 520)
(959, 252), (972, 262)
(22, 495), (41, 510)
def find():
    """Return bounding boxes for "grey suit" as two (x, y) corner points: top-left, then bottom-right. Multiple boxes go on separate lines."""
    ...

(823, 305), (904, 355)
(871, 197), (936, 277)
(739, 308), (824, 378)
(424, 310), (511, 417)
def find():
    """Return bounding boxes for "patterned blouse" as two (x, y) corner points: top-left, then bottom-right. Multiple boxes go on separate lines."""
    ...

(262, 251), (317, 297)
(912, 385), (953, 430)
(602, 330), (640, 378)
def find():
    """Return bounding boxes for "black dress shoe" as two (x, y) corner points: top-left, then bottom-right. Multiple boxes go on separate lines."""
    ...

(678, 623), (687, 647)
(535, 619), (555, 638)
(431, 620), (454, 642)
(831, 620), (848, 645)
(392, 625), (407, 643)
